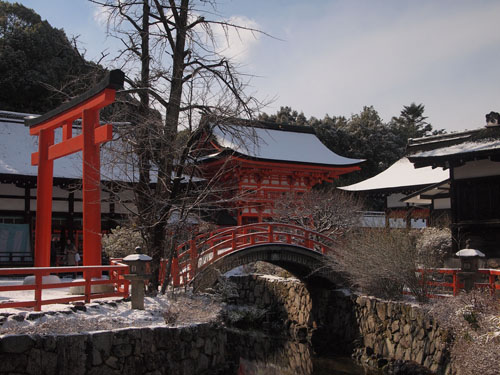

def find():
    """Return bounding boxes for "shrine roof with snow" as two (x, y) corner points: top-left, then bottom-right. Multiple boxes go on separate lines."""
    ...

(0, 111), (202, 184)
(407, 126), (500, 168)
(206, 121), (364, 167)
(0, 111), (83, 179)
(339, 157), (449, 192)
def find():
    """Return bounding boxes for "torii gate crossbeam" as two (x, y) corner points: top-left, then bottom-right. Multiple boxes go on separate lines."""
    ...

(25, 70), (124, 269)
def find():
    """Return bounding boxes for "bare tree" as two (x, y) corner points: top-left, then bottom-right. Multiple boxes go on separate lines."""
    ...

(272, 189), (364, 238)
(90, 0), (266, 291)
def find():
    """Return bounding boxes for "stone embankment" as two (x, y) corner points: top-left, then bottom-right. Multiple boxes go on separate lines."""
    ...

(228, 275), (312, 338)
(0, 323), (226, 375)
(229, 275), (451, 375)
(337, 294), (450, 374)
(0, 275), (453, 375)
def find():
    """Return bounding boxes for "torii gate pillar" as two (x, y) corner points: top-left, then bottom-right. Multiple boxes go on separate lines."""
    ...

(26, 70), (124, 269)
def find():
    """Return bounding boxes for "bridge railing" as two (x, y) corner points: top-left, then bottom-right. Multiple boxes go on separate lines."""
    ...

(166, 223), (336, 287)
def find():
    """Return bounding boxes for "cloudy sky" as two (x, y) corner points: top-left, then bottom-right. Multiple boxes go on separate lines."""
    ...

(8, 0), (500, 132)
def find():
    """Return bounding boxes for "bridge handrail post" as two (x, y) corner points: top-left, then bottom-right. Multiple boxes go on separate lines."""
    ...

(268, 225), (274, 243)
(231, 231), (237, 250)
(189, 239), (197, 281)
(304, 231), (310, 249)
(242, 227), (247, 244)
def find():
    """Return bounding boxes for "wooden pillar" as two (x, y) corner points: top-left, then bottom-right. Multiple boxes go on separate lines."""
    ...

(82, 109), (102, 269)
(34, 129), (54, 267)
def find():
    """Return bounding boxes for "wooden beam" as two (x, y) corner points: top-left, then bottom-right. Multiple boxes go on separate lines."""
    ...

(31, 124), (112, 166)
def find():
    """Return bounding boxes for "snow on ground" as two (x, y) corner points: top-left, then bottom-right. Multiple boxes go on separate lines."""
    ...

(0, 277), (221, 335)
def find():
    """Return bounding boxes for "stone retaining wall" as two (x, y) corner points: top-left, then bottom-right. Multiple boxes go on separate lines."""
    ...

(0, 323), (226, 375)
(323, 292), (451, 374)
(230, 275), (451, 375)
(228, 275), (312, 336)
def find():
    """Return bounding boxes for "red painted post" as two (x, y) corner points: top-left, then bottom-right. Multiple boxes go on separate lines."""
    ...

(34, 129), (54, 267)
(304, 231), (310, 249)
(242, 227), (247, 244)
(453, 271), (458, 296)
(489, 272), (495, 295)
(232, 231), (237, 250)
(82, 109), (102, 278)
(172, 256), (179, 287)
(268, 225), (274, 243)
(84, 270), (91, 303)
(189, 240), (197, 281)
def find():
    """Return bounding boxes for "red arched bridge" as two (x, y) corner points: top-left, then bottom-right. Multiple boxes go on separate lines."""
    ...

(160, 223), (338, 291)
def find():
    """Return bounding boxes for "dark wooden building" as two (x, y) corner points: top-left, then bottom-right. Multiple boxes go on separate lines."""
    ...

(408, 117), (500, 258)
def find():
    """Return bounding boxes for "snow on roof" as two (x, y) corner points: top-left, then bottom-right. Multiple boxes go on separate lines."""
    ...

(339, 157), (449, 192)
(410, 139), (500, 158)
(0, 114), (83, 178)
(212, 124), (364, 166)
(0, 112), (204, 184)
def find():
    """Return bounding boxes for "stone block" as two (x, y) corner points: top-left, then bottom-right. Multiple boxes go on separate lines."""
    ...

(197, 353), (210, 372)
(105, 356), (120, 369)
(56, 335), (88, 375)
(376, 302), (387, 320)
(26, 348), (42, 375)
(40, 351), (58, 374)
(0, 353), (27, 372)
(91, 331), (113, 357)
(113, 343), (133, 358)
(0, 334), (35, 353)
(385, 338), (396, 357)
(92, 348), (103, 366)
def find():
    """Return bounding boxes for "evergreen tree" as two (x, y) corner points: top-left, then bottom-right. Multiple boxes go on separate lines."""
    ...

(259, 106), (307, 126)
(0, 1), (92, 113)
(391, 103), (432, 140)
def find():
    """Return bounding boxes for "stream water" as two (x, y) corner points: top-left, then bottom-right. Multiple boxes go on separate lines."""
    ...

(226, 330), (378, 375)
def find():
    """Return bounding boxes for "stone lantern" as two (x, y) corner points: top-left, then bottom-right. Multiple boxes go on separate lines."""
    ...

(122, 249), (152, 310)
(456, 248), (485, 291)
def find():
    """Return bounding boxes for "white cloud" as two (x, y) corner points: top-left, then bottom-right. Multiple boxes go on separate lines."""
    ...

(212, 16), (261, 63)
(92, 3), (113, 28)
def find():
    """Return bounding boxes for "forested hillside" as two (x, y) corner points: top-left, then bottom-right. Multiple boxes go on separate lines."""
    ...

(0, 1), (100, 113)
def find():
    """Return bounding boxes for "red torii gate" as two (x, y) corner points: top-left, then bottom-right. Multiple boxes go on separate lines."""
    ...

(25, 70), (124, 268)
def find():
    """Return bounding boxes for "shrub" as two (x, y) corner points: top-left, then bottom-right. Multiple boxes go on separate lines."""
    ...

(415, 227), (452, 267)
(102, 225), (144, 258)
(427, 290), (500, 375)
(327, 228), (427, 301)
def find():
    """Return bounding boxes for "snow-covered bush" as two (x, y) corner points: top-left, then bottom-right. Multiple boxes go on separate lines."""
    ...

(428, 290), (500, 375)
(102, 225), (144, 258)
(415, 227), (452, 267)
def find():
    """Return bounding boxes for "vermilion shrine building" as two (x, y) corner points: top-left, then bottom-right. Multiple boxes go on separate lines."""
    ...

(0, 112), (363, 265)
(199, 120), (364, 225)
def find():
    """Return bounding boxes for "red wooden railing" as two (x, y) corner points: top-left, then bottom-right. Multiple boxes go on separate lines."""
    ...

(160, 223), (336, 288)
(415, 268), (500, 297)
(0, 261), (130, 311)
